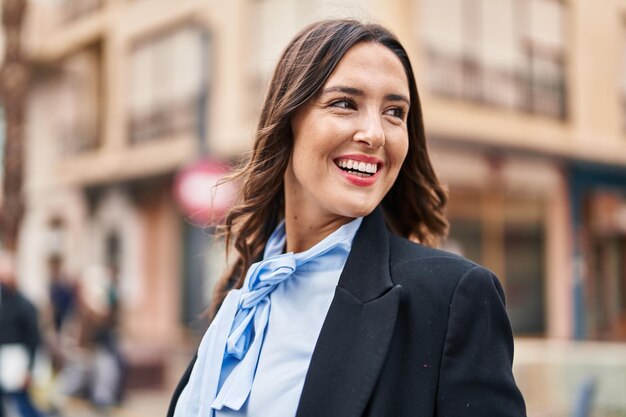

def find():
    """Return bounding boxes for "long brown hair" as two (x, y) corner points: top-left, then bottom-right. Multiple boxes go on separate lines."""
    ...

(211, 19), (448, 316)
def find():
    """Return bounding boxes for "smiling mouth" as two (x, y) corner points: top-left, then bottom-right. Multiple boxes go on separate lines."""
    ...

(335, 158), (380, 177)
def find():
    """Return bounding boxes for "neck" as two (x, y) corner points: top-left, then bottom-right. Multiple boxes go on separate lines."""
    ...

(283, 204), (353, 253)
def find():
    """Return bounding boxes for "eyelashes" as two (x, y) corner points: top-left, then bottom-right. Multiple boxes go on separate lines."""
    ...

(385, 107), (406, 120)
(329, 97), (357, 110)
(328, 96), (407, 122)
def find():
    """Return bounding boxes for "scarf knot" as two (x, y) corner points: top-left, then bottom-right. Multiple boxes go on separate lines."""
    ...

(172, 217), (362, 417)
(224, 253), (296, 361)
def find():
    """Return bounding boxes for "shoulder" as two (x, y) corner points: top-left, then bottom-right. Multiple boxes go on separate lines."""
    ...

(388, 234), (501, 301)
(389, 234), (479, 280)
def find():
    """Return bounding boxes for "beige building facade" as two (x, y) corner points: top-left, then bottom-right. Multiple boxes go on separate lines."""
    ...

(9, 0), (626, 413)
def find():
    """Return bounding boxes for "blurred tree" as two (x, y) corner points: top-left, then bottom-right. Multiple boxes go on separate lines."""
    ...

(0, 0), (28, 251)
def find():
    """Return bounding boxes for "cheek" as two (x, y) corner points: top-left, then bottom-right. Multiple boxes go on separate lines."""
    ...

(392, 136), (410, 169)
(385, 138), (409, 187)
(289, 142), (321, 188)
(290, 129), (311, 163)
(400, 141), (409, 163)
(291, 142), (318, 176)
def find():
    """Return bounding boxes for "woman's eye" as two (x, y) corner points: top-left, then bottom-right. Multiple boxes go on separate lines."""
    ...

(330, 98), (356, 110)
(384, 107), (406, 120)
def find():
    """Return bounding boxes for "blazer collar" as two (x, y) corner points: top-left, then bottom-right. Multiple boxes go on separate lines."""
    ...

(337, 206), (394, 302)
(295, 206), (401, 417)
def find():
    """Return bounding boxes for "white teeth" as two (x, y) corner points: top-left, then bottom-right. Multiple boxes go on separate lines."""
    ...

(336, 158), (379, 175)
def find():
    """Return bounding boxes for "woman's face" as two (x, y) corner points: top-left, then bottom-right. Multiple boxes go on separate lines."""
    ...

(285, 41), (410, 224)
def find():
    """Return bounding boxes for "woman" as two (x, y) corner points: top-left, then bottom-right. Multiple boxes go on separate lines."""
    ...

(168, 19), (527, 417)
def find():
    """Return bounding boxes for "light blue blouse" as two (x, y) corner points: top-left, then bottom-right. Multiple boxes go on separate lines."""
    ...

(173, 217), (362, 417)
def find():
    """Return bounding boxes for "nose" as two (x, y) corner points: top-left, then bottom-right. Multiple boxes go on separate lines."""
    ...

(353, 110), (385, 148)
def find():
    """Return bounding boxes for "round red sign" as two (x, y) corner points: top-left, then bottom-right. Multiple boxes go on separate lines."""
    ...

(173, 159), (237, 225)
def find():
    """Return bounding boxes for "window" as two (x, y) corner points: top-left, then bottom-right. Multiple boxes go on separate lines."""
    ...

(55, 46), (101, 155)
(503, 201), (546, 334)
(421, 0), (567, 118)
(129, 25), (209, 144)
(585, 192), (626, 341)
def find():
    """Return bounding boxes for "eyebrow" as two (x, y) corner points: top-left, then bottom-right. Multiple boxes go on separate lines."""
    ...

(321, 86), (410, 106)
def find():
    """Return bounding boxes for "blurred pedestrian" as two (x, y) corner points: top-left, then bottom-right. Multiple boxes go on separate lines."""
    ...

(0, 250), (46, 417)
(169, 19), (526, 417)
(48, 256), (75, 338)
(90, 265), (125, 406)
(45, 256), (75, 373)
(58, 264), (125, 411)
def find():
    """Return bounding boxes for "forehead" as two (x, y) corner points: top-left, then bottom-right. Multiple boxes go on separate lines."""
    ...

(323, 42), (409, 93)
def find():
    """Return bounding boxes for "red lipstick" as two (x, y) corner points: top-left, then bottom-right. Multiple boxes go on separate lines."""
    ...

(334, 154), (384, 187)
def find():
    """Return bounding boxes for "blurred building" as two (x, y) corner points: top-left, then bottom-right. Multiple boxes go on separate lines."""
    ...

(420, 0), (626, 344)
(7, 0), (626, 414)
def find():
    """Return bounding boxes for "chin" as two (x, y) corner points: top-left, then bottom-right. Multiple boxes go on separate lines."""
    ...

(337, 201), (379, 219)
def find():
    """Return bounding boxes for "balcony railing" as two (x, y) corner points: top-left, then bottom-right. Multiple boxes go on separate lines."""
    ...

(426, 48), (567, 119)
(128, 97), (200, 145)
(58, 123), (99, 155)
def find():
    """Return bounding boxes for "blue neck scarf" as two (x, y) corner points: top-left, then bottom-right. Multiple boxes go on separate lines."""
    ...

(174, 217), (363, 417)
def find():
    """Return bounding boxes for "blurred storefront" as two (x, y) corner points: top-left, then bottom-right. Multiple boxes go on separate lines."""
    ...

(417, 0), (626, 413)
(420, 0), (571, 341)
(439, 151), (554, 337)
(569, 164), (626, 341)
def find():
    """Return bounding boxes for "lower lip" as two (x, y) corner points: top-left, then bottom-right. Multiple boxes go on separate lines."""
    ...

(334, 164), (381, 187)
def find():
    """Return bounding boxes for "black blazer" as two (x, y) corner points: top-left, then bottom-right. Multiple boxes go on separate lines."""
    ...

(167, 208), (527, 417)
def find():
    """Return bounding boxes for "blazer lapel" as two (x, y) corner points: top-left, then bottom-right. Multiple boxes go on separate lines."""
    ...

(295, 207), (401, 417)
